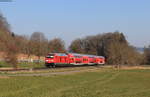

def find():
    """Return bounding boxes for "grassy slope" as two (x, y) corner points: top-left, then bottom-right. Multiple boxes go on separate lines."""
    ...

(0, 69), (150, 97)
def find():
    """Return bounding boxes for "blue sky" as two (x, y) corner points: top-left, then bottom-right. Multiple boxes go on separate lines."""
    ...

(0, 0), (150, 47)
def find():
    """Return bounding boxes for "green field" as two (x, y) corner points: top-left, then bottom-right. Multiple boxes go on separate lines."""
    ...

(0, 69), (150, 97)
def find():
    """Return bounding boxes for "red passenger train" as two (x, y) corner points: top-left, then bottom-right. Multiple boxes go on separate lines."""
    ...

(45, 53), (105, 67)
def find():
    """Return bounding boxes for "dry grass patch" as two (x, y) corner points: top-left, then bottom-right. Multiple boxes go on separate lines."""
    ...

(0, 76), (9, 79)
(120, 65), (150, 70)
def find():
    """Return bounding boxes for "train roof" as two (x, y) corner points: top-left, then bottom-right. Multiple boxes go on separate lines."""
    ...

(68, 53), (84, 57)
(47, 53), (104, 58)
(68, 53), (105, 58)
(48, 53), (67, 56)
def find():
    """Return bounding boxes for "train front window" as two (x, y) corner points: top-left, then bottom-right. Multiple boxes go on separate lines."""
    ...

(46, 54), (54, 58)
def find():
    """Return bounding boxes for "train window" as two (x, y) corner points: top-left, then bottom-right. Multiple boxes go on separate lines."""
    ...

(57, 53), (67, 56)
(83, 59), (87, 61)
(46, 54), (54, 58)
(46, 56), (54, 58)
(75, 56), (81, 58)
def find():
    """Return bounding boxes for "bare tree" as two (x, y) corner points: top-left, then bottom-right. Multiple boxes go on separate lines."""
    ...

(0, 12), (18, 69)
(6, 37), (18, 69)
(69, 38), (85, 53)
(143, 46), (150, 64)
(48, 38), (66, 53)
(30, 32), (48, 60)
(0, 13), (10, 33)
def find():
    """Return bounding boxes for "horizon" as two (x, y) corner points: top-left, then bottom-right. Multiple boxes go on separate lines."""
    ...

(0, 0), (150, 47)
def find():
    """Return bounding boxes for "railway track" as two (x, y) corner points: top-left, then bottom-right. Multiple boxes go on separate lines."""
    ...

(0, 65), (103, 76)
(0, 65), (102, 72)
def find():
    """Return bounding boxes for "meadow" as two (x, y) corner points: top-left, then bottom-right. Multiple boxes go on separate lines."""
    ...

(0, 69), (150, 97)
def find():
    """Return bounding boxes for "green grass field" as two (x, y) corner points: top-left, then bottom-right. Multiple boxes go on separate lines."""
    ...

(0, 69), (150, 97)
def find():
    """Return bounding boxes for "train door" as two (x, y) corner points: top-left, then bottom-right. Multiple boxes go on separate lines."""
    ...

(69, 57), (75, 64)
(82, 57), (89, 64)
(60, 56), (65, 63)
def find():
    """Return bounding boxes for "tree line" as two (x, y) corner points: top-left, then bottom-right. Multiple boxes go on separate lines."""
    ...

(0, 12), (150, 68)
(69, 32), (145, 66)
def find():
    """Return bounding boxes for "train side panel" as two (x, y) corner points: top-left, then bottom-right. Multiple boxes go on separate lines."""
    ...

(45, 53), (105, 67)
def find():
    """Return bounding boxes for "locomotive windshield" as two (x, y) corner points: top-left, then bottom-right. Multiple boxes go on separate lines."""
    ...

(46, 54), (54, 58)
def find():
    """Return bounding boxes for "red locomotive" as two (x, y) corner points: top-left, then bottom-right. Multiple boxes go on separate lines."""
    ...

(45, 53), (105, 67)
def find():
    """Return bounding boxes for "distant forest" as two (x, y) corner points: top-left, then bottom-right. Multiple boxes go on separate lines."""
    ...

(0, 12), (150, 68)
